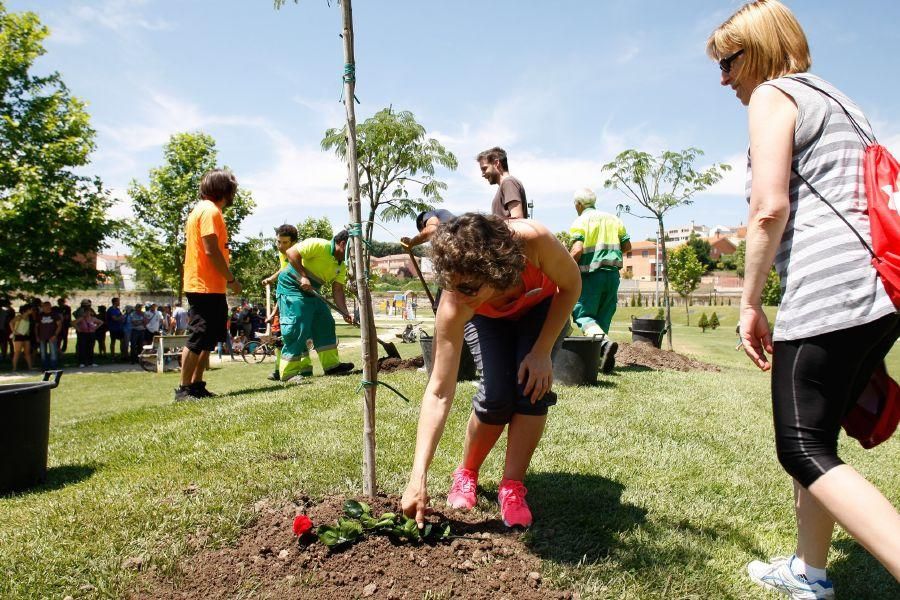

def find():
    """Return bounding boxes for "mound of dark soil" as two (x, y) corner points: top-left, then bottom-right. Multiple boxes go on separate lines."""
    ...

(616, 342), (720, 372)
(377, 355), (424, 373)
(132, 495), (575, 599)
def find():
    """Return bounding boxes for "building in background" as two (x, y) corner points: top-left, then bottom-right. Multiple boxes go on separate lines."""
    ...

(96, 254), (136, 291)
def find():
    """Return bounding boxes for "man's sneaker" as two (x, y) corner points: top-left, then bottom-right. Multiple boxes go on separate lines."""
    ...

(446, 467), (478, 510)
(174, 385), (199, 402)
(324, 362), (355, 376)
(191, 381), (216, 398)
(498, 478), (532, 528)
(600, 341), (618, 374)
(747, 556), (835, 599)
(285, 374), (311, 384)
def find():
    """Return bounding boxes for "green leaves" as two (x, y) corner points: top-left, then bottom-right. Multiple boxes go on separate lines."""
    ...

(312, 500), (452, 550)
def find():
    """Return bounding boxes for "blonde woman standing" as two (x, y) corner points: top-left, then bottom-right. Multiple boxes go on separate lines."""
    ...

(708, 1), (899, 597)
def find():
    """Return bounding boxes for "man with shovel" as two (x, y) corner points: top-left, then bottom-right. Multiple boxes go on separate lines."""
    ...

(276, 230), (354, 382)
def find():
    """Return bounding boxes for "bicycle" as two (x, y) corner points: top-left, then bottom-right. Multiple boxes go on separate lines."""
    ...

(241, 333), (282, 364)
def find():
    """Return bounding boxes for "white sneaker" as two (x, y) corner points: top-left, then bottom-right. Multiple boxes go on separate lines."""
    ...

(747, 556), (834, 599)
(79, 364), (86, 368)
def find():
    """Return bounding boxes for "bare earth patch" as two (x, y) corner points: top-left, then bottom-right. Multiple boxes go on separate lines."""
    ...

(377, 355), (425, 373)
(131, 494), (575, 599)
(616, 342), (720, 372)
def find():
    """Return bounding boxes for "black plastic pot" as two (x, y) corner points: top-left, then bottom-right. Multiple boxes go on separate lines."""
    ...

(552, 337), (605, 386)
(630, 317), (667, 349)
(1, 370), (63, 494)
(420, 336), (478, 381)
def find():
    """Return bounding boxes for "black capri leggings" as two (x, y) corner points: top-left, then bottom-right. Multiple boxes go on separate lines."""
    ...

(772, 312), (900, 488)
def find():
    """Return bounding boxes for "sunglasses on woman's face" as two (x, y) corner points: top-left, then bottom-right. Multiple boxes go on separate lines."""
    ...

(719, 49), (744, 73)
(452, 280), (482, 297)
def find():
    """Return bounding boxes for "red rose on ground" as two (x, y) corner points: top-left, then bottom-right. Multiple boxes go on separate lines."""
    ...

(292, 514), (313, 537)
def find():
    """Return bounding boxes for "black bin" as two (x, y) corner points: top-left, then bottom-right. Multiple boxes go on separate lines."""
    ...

(630, 317), (667, 349)
(552, 337), (605, 386)
(1, 371), (63, 494)
(420, 336), (478, 381)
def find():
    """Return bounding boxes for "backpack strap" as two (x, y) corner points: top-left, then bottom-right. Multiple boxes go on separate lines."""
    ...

(790, 166), (877, 261)
(785, 76), (876, 147)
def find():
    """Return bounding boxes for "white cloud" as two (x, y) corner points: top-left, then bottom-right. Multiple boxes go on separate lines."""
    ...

(701, 152), (746, 197)
(44, 0), (174, 46)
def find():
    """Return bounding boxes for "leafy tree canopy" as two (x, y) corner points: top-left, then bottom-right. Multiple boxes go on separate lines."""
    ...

(321, 107), (457, 258)
(667, 244), (705, 326)
(127, 132), (254, 298)
(685, 232), (713, 271)
(0, 2), (119, 297)
(761, 267), (782, 306)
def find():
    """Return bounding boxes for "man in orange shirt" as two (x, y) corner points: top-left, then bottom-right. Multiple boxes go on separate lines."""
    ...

(176, 169), (242, 401)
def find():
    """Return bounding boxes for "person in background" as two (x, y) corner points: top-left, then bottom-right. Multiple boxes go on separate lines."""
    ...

(173, 302), (189, 335)
(10, 305), (34, 371)
(568, 187), (630, 373)
(94, 305), (108, 357)
(128, 303), (147, 363)
(54, 297), (72, 353)
(145, 302), (163, 343)
(0, 297), (14, 362)
(36, 301), (61, 370)
(106, 297), (126, 360)
(477, 147), (528, 219)
(709, 0), (900, 595)
(74, 306), (103, 368)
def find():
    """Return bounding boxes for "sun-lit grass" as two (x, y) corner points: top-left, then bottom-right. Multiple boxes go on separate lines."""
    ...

(1, 310), (898, 599)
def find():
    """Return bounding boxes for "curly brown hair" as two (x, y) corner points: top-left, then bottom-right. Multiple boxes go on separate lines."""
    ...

(431, 213), (525, 291)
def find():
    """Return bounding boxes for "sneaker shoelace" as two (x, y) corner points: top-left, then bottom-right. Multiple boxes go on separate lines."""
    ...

(451, 471), (476, 495)
(500, 481), (526, 507)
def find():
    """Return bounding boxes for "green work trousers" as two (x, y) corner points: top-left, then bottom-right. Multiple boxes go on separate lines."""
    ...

(572, 269), (620, 335)
(278, 293), (341, 379)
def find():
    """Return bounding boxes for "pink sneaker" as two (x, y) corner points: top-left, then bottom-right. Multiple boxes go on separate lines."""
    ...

(498, 479), (532, 528)
(447, 467), (478, 510)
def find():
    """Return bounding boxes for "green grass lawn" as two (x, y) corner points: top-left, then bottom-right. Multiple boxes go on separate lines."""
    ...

(1, 310), (898, 599)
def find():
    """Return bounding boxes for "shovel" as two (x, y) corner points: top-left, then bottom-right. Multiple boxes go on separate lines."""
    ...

(305, 286), (402, 360)
(405, 247), (436, 313)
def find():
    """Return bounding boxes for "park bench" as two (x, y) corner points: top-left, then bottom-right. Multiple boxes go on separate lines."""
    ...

(140, 334), (189, 373)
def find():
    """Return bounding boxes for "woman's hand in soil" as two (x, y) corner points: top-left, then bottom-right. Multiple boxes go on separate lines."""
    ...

(739, 304), (773, 371)
(401, 476), (431, 528)
(518, 350), (553, 403)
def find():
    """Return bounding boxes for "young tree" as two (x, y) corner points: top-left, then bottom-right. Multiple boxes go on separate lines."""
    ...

(555, 230), (573, 249)
(603, 148), (729, 349)
(668, 245), (705, 326)
(734, 240), (746, 278)
(709, 311), (720, 330)
(685, 232), (713, 271)
(698, 312), (709, 332)
(127, 132), (255, 299)
(296, 216), (333, 241)
(321, 107), (458, 259)
(0, 3), (119, 297)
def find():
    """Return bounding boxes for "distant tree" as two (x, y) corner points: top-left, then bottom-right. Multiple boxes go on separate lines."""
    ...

(230, 233), (279, 305)
(368, 240), (427, 258)
(668, 245), (705, 326)
(0, 3), (119, 297)
(127, 132), (255, 299)
(761, 268), (782, 306)
(685, 232), (713, 271)
(296, 216), (333, 241)
(603, 148), (729, 349)
(698, 312), (709, 332)
(655, 307), (665, 320)
(555, 230), (573, 249)
(734, 240), (746, 278)
(321, 107), (457, 260)
(709, 311), (720, 330)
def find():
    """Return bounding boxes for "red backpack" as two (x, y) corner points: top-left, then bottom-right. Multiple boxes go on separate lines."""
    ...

(789, 77), (900, 448)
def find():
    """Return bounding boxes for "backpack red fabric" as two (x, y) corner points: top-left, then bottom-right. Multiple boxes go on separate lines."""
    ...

(842, 363), (900, 449)
(863, 144), (900, 307)
(788, 77), (900, 448)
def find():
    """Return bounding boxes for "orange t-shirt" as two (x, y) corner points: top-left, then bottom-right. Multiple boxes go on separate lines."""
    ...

(183, 200), (229, 294)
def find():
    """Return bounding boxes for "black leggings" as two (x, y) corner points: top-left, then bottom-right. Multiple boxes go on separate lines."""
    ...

(772, 312), (900, 488)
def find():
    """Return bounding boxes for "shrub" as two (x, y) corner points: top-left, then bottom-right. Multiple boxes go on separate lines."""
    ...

(709, 312), (720, 330)
(698, 312), (709, 332)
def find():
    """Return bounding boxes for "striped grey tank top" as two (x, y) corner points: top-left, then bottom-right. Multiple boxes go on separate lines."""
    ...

(745, 74), (895, 341)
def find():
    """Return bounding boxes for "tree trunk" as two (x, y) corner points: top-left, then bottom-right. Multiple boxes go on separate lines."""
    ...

(658, 219), (673, 351)
(684, 296), (690, 326)
(341, 0), (378, 497)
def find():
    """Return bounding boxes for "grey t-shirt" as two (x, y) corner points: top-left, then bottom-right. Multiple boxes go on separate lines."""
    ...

(491, 176), (528, 218)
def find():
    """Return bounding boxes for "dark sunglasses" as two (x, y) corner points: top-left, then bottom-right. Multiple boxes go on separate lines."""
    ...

(718, 49), (744, 73)
(452, 280), (482, 297)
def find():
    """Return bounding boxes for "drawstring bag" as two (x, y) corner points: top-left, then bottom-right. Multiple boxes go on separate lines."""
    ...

(789, 76), (900, 448)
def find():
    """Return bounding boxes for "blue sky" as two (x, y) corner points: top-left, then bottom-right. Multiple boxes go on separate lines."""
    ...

(10, 0), (900, 246)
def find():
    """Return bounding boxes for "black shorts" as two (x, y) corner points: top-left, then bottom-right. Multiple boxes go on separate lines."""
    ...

(185, 293), (228, 353)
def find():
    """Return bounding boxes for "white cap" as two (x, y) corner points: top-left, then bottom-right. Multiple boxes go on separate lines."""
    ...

(574, 188), (596, 207)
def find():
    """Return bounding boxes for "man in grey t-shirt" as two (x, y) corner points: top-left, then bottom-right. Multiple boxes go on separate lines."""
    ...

(476, 146), (528, 219)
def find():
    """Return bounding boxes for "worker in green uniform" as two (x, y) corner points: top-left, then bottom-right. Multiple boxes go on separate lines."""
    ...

(568, 188), (631, 373)
(276, 229), (354, 381)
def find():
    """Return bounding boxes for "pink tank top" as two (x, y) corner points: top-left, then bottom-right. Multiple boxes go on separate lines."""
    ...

(474, 261), (557, 319)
